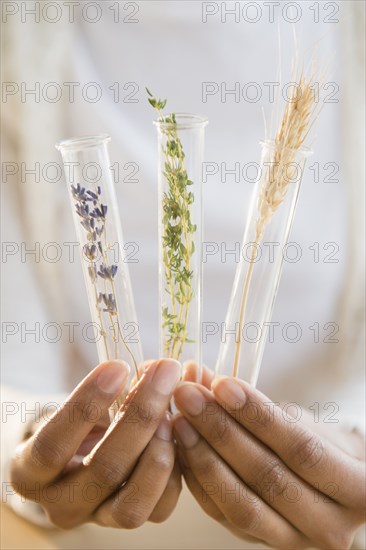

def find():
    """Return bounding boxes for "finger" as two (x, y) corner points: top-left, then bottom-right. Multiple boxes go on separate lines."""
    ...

(283, 405), (366, 461)
(10, 360), (130, 489)
(175, 440), (225, 522)
(178, 452), (260, 546)
(140, 359), (156, 370)
(148, 460), (182, 523)
(63, 426), (107, 474)
(183, 362), (214, 388)
(175, 382), (354, 547)
(174, 416), (308, 549)
(53, 359), (180, 527)
(93, 414), (176, 528)
(130, 359), (156, 387)
(212, 376), (366, 509)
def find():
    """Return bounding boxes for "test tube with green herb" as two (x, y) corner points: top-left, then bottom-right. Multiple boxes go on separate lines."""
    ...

(148, 90), (207, 376)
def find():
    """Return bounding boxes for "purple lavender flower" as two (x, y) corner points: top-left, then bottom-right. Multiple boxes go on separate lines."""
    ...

(71, 183), (118, 317)
(98, 264), (118, 280)
(71, 183), (89, 202)
(98, 292), (117, 314)
(75, 203), (90, 219)
(90, 204), (107, 220)
(84, 243), (98, 261)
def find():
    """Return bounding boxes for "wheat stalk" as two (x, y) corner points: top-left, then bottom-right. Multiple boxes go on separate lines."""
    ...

(233, 72), (320, 378)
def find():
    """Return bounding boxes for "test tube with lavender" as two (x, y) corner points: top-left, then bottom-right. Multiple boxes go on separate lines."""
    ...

(56, 135), (143, 417)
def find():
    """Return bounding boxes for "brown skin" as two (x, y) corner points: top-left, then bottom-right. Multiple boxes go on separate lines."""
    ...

(10, 359), (182, 529)
(9, 359), (365, 547)
(173, 367), (366, 549)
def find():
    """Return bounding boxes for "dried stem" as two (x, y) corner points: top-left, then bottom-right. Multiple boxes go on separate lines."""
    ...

(232, 250), (256, 378)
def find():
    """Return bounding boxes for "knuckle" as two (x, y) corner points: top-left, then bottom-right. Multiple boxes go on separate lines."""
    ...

(256, 458), (288, 498)
(244, 401), (274, 431)
(30, 432), (65, 471)
(148, 448), (174, 474)
(127, 400), (158, 428)
(207, 418), (231, 447)
(9, 446), (28, 488)
(135, 403), (156, 426)
(289, 431), (325, 471)
(193, 453), (217, 479)
(112, 505), (146, 530)
(67, 397), (94, 424)
(232, 496), (262, 532)
(88, 454), (124, 489)
(8, 457), (41, 502)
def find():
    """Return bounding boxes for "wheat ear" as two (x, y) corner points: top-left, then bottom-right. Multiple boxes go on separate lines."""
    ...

(233, 74), (319, 378)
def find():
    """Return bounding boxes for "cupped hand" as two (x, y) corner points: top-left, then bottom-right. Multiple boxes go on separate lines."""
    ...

(173, 373), (365, 549)
(10, 359), (182, 529)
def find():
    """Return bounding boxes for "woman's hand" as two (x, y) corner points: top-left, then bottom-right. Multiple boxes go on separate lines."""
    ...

(10, 359), (182, 529)
(173, 374), (365, 549)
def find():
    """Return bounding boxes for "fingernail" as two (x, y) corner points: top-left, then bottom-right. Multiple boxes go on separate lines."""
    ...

(155, 413), (172, 441)
(212, 377), (246, 408)
(174, 416), (199, 449)
(174, 383), (206, 416)
(151, 359), (181, 395)
(96, 361), (130, 395)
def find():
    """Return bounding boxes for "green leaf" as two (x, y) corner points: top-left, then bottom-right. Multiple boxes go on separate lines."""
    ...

(149, 90), (197, 360)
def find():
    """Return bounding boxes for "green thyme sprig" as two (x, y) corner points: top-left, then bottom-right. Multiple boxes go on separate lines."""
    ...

(147, 88), (196, 360)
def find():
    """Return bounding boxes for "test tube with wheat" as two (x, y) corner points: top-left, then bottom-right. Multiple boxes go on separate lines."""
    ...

(216, 69), (320, 384)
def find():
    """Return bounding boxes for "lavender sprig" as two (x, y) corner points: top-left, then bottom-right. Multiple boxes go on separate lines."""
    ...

(98, 264), (118, 280)
(71, 182), (138, 376)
